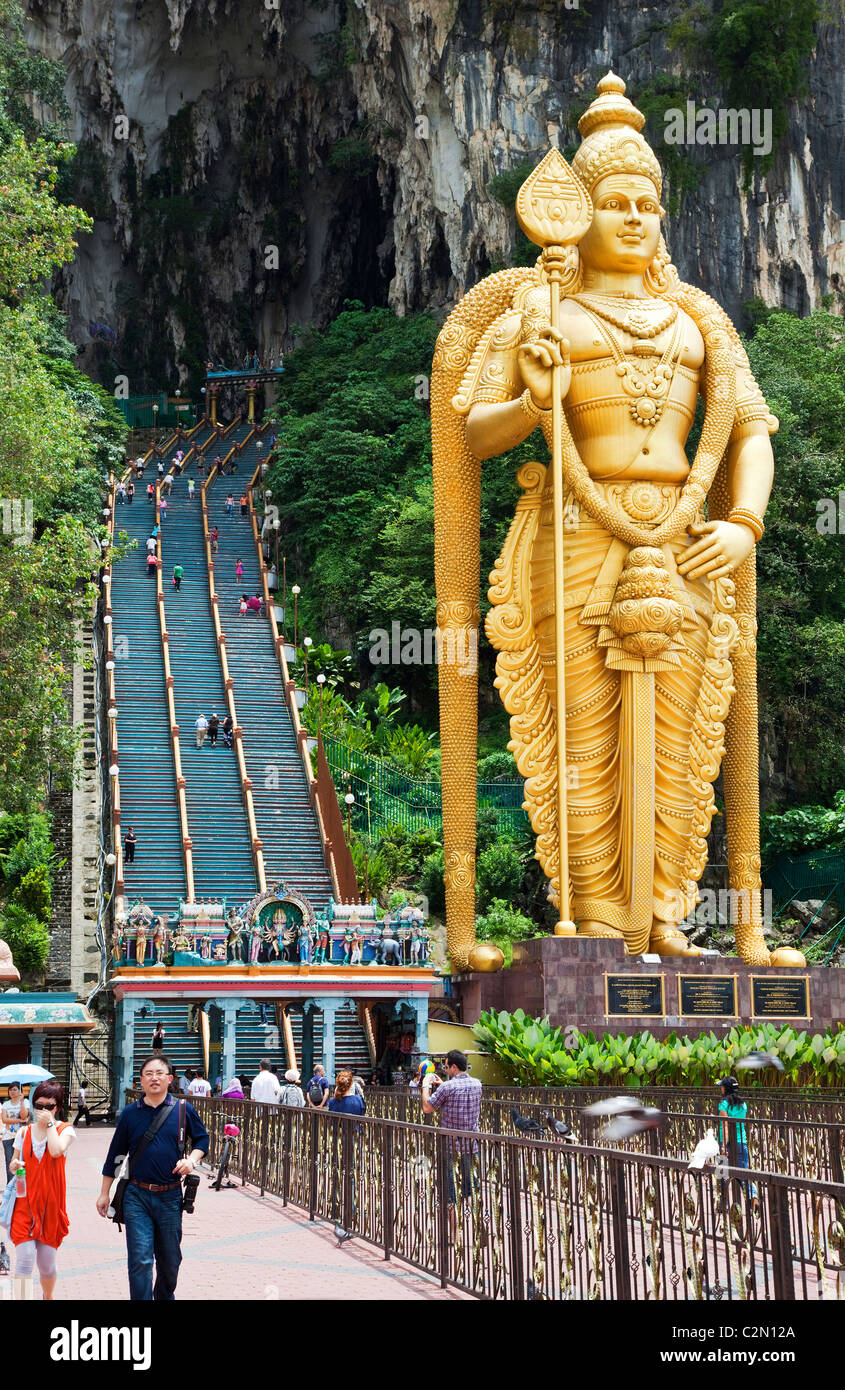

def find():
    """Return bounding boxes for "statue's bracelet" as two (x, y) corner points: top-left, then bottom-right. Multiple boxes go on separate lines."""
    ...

(727, 507), (765, 542)
(520, 388), (550, 421)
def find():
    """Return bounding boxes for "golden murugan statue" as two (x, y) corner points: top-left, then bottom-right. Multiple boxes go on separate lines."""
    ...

(432, 73), (805, 974)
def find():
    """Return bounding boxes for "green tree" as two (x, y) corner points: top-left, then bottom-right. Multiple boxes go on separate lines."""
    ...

(748, 311), (845, 799)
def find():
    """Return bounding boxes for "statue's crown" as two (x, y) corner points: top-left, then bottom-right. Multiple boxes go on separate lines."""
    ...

(572, 71), (662, 197)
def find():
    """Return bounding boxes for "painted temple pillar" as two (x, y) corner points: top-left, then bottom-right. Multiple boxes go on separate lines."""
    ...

(246, 380), (257, 422)
(409, 996), (429, 1057)
(114, 996), (145, 1106)
(207, 997), (249, 1088)
(393, 997), (429, 1059)
(313, 996), (343, 1083)
(301, 1003), (315, 1081)
(28, 1034), (45, 1068)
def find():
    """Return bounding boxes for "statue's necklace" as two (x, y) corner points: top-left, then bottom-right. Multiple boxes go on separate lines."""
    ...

(572, 293), (679, 338)
(573, 301), (684, 426)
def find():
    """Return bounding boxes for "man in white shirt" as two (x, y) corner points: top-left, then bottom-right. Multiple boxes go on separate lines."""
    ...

(195, 714), (208, 748)
(250, 1058), (281, 1104)
(188, 1070), (211, 1097)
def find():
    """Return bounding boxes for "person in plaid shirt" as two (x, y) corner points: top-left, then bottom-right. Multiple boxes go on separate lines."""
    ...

(421, 1050), (482, 1204)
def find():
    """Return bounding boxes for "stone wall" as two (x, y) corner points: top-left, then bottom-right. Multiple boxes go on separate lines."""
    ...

(45, 788), (73, 989)
(454, 936), (845, 1040)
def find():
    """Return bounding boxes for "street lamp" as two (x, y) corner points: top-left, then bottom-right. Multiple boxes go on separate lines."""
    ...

(272, 517), (280, 574)
(303, 635), (312, 690)
(317, 672), (326, 733)
(291, 584), (301, 648)
(345, 791), (355, 844)
(105, 852), (116, 867)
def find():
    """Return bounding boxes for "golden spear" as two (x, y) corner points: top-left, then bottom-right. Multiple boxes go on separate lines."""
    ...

(515, 150), (593, 933)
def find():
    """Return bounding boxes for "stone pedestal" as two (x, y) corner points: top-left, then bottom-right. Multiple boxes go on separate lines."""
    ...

(452, 936), (845, 1038)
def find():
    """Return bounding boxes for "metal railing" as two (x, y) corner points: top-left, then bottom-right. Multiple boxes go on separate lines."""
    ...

(360, 1087), (845, 1182)
(321, 734), (529, 838)
(192, 1097), (845, 1301)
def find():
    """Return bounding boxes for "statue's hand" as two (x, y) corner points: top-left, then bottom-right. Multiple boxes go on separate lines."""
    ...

(517, 329), (571, 410)
(678, 520), (756, 582)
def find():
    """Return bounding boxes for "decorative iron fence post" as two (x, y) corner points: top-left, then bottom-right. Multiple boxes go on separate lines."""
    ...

(436, 1131), (450, 1290)
(507, 1140), (526, 1301)
(608, 1156), (632, 1300)
(768, 1182), (795, 1299)
(342, 1117), (354, 1233)
(309, 1108), (318, 1222)
(240, 1101), (249, 1186)
(382, 1124), (393, 1260)
(282, 1108), (292, 1206)
(259, 1104), (268, 1198)
(829, 1124), (844, 1186)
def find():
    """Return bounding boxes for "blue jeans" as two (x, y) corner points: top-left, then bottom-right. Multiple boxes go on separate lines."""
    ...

(123, 1182), (183, 1301)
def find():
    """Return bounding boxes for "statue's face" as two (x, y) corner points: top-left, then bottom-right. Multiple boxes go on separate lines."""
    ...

(578, 174), (662, 275)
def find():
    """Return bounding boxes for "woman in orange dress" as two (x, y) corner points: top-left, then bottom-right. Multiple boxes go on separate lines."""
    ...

(9, 1080), (74, 1300)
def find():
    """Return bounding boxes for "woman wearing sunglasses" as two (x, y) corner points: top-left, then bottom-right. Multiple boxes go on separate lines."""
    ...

(8, 1080), (74, 1300)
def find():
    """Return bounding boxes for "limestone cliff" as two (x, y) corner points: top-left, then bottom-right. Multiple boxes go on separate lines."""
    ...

(26, 0), (843, 390)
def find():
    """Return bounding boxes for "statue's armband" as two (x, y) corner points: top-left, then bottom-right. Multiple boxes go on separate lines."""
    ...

(452, 309), (523, 414)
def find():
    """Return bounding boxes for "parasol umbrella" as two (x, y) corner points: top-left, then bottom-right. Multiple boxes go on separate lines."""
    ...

(0, 1064), (55, 1087)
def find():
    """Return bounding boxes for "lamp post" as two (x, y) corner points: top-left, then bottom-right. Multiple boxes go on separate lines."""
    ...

(291, 584), (300, 648)
(272, 517), (280, 573)
(316, 672), (326, 734)
(303, 635), (312, 690)
(345, 792), (354, 845)
(152, 401), (158, 437)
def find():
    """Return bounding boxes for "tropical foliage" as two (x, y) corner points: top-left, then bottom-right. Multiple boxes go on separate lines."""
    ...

(0, 811), (55, 974)
(762, 791), (845, 862)
(475, 899), (539, 967)
(473, 1009), (845, 1088)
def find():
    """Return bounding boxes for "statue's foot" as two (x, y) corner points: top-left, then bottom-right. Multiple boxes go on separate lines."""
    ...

(577, 920), (627, 940)
(649, 922), (703, 958)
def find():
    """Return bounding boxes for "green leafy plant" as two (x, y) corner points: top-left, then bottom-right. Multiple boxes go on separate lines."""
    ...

(476, 840), (525, 912)
(12, 864), (51, 921)
(473, 1011), (845, 1088)
(762, 791), (845, 862)
(0, 903), (49, 975)
(475, 899), (539, 967)
(418, 848), (446, 917)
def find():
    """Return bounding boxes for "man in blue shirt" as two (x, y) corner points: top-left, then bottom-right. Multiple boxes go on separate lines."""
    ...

(97, 1053), (209, 1300)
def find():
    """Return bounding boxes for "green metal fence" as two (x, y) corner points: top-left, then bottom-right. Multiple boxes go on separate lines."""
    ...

(322, 734), (528, 838)
(115, 394), (194, 428)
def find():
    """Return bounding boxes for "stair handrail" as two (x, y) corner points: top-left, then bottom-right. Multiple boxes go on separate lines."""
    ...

(103, 472), (127, 917)
(245, 468), (355, 902)
(200, 457), (268, 893)
(155, 481), (196, 901)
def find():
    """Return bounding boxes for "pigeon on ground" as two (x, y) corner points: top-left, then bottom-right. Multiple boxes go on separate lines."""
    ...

(735, 1051), (785, 1072)
(687, 1128), (721, 1171)
(333, 1224), (353, 1245)
(510, 1107), (545, 1136)
(541, 1110), (577, 1142)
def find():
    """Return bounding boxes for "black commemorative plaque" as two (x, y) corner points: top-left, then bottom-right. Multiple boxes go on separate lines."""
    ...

(679, 975), (738, 1018)
(605, 973), (665, 1017)
(751, 975), (810, 1019)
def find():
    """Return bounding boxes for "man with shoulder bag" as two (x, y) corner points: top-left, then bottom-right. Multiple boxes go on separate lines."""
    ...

(96, 1054), (209, 1300)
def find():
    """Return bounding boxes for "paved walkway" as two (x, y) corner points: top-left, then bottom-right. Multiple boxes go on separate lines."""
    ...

(24, 1126), (465, 1301)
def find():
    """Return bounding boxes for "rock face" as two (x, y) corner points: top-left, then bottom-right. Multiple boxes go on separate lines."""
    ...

(27, 0), (843, 387)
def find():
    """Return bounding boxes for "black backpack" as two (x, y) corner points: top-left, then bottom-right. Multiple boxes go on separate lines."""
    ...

(308, 1080), (324, 1106)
